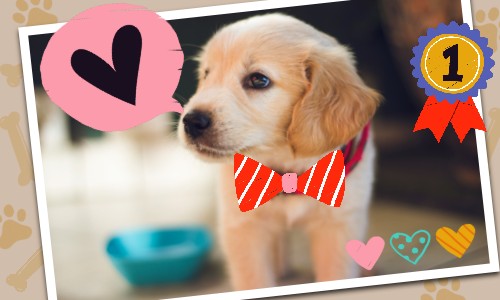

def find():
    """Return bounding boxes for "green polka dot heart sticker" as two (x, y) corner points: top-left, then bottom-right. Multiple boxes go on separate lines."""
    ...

(41, 4), (184, 131)
(410, 22), (494, 142)
(390, 230), (431, 265)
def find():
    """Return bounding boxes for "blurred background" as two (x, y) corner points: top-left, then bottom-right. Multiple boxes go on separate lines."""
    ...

(28, 0), (490, 299)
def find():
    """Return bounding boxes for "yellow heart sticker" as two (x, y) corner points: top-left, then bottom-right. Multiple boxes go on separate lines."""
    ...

(436, 224), (475, 258)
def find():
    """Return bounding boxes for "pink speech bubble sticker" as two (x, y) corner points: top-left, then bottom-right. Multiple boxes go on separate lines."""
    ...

(41, 4), (184, 131)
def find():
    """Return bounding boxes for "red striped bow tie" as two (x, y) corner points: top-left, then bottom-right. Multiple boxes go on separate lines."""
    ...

(234, 150), (346, 212)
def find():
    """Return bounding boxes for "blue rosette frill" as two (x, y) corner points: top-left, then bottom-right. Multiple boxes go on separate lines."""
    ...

(410, 21), (494, 104)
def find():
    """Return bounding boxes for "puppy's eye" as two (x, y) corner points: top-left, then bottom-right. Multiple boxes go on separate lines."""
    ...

(246, 73), (271, 89)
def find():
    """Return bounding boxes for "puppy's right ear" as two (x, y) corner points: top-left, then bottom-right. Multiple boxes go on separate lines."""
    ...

(287, 43), (381, 157)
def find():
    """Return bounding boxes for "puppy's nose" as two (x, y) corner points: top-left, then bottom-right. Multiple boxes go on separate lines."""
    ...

(183, 110), (212, 139)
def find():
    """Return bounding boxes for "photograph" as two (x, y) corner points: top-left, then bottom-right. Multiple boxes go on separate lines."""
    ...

(21, 0), (496, 299)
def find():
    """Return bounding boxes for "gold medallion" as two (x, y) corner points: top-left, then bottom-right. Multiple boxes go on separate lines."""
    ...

(420, 34), (484, 95)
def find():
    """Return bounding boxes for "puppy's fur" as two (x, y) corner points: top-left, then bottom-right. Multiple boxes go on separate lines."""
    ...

(178, 14), (380, 290)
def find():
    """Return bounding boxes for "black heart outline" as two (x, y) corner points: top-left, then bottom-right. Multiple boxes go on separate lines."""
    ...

(71, 25), (142, 105)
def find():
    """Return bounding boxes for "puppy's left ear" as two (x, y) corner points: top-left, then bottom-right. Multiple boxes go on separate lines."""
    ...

(287, 44), (381, 157)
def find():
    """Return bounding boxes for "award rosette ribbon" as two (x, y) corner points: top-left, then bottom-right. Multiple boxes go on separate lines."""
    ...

(410, 22), (494, 142)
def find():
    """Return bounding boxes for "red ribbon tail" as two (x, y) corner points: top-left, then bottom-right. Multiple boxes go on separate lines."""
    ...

(450, 97), (487, 143)
(414, 96), (457, 142)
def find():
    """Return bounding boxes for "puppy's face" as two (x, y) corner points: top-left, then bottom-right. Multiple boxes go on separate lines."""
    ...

(179, 14), (380, 161)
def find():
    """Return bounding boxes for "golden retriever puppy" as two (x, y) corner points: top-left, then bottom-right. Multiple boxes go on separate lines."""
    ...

(178, 14), (380, 290)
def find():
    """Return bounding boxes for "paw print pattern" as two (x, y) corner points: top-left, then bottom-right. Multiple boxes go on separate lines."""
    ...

(0, 64), (22, 87)
(475, 8), (499, 52)
(488, 108), (500, 155)
(0, 205), (32, 249)
(421, 279), (465, 300)
(12, 0), (58, 26)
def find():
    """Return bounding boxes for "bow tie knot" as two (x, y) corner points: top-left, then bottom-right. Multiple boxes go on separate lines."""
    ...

(282, 173), (298, 193)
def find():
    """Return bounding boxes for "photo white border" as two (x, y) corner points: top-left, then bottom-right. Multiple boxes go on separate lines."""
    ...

(17, 0), (499, 299)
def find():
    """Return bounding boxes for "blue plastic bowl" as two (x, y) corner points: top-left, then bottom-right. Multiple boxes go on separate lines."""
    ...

(106, 227), (212, 286)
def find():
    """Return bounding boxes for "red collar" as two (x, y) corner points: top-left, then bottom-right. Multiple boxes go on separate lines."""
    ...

(342, 123), (370, 176)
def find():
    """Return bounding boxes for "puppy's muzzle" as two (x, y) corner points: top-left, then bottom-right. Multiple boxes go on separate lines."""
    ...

(183, 110), (212, 139)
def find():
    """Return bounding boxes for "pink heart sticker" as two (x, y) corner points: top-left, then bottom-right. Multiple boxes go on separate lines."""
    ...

(346, 236), (385, 271)
(41, 4), (183, 131)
